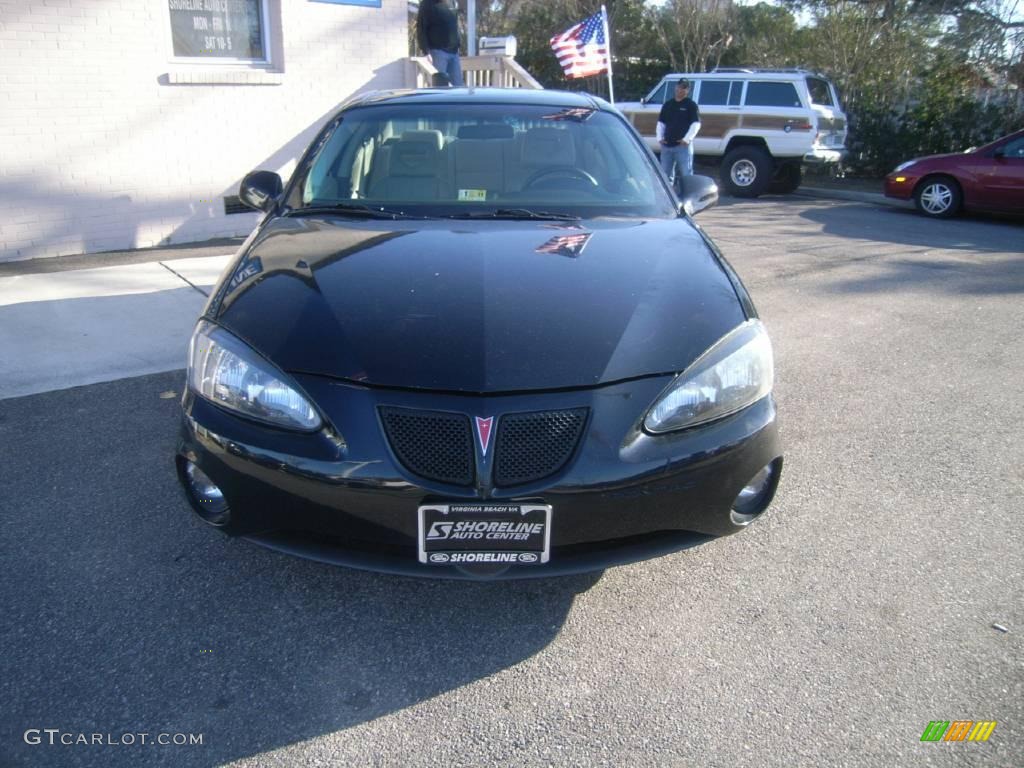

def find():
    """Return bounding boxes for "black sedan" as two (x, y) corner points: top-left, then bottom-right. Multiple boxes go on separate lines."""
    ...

(176, 88), (782, 579)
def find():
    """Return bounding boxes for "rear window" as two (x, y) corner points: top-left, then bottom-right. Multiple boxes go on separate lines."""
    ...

(806, 77), (835, 107)
(744, 82), (802, 108)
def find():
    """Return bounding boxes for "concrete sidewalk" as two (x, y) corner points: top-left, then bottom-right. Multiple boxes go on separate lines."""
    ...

(0, 245), (236, 399)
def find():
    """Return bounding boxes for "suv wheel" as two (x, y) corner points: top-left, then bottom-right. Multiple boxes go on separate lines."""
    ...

(721, 147), (773, 197)
(914, 176), (962, 218)
(768, 162), (802, 194)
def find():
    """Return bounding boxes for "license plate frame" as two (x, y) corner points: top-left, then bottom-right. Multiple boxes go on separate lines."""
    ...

(417, 503), (552, 566)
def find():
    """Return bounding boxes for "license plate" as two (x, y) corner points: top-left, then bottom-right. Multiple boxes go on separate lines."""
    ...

(417, 503), (552, 566)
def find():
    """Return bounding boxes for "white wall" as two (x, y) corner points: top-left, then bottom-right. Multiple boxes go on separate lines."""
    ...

(0, 0), (409, 262)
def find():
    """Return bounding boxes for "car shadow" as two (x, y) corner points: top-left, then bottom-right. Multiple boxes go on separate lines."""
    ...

(0, 371), (601, 768)
(800, 202), (1024, 254)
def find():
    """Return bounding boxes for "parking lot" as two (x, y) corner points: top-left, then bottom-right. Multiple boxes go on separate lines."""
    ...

(1, 196), (1021, 767)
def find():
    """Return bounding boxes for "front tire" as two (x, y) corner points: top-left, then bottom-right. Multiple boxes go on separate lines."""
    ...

(914, 176), (962, 218)
(721, 147), (773, 198)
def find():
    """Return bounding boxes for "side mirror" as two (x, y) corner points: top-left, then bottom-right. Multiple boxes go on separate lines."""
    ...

(239, 170), (283, 212)
(678, 174), (718, 216)
(993, 148), (1006, 159)
(640, 96), (647, 106)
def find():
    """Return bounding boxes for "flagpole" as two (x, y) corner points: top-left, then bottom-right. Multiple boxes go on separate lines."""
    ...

(601, 4), (615, 104)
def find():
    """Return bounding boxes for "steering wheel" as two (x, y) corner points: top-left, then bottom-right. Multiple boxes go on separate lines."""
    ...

(523, 166), (600, 190)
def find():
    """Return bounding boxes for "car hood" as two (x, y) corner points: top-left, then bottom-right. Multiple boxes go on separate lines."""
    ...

(910, 151), (970, 166)
(209, 216), (747, 392)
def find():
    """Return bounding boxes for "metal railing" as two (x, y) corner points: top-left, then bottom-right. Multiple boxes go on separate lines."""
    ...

(406, 55), (543, 90)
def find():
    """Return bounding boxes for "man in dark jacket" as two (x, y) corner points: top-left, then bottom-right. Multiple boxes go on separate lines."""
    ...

(417, 0), (463, 87)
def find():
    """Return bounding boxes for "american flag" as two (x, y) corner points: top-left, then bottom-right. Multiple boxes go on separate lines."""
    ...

(535, 232), (592, 258)
(550, 10), (609, 80)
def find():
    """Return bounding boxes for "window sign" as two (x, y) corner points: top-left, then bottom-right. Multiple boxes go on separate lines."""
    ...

(169, 0), (269, 62)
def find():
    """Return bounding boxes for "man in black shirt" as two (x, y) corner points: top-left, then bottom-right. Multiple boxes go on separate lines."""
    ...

(657, 80), (701, 193)
(416, 0), (463, 87)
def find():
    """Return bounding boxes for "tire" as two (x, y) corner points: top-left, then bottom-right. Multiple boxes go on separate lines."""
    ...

(768, 162), (802, 194)
(914, 176), (962, 218)
(720, 147), (774, 197)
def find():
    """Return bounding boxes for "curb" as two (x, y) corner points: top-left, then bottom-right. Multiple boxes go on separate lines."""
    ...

(0, 237), (245, 277)
(795, 186), (912, 208)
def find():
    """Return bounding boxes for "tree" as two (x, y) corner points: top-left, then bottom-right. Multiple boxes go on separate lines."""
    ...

(648, 0), (737, 73)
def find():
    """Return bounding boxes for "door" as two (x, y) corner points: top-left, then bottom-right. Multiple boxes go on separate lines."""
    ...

(977, 135), (1024, 212)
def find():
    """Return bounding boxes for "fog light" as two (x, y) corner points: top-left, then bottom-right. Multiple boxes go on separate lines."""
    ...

(730, 460), (780, 525)
(182, 460), (231, 526)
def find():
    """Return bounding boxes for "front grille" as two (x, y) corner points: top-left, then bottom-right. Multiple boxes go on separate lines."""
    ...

(379, 407), (475, 486)
(494, 408), (588, 487)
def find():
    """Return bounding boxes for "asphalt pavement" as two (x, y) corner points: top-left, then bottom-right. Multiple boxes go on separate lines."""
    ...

(1, 197), (1021, 767)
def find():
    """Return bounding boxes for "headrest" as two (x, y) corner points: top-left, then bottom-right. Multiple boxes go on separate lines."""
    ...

(457, 124), (515, 140)
(400, 129), (444, 151)
(391, 139), (440, 175)
(521, 127), (575, 164)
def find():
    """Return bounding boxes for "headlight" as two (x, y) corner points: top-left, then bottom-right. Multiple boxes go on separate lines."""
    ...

(893, 160), (917, 173)
(644, 320), (773, 433)
(188, 321), (322, 431)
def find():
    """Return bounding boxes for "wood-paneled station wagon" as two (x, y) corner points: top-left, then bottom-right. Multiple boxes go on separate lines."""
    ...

(618, 69), (848, 197)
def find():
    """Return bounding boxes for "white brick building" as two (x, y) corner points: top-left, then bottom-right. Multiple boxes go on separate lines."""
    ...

(0, 0), (409, 262)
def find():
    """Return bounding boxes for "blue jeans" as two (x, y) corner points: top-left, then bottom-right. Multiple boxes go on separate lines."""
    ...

(660, 142), (693, 193)
(429, 49), (463, 87)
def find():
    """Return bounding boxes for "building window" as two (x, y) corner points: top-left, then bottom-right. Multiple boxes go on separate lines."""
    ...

(168, 0), (271, 64)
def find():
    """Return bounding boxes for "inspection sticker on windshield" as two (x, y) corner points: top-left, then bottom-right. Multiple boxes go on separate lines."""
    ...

(418, 503), (551, 565)
(458, 189), (488, 202)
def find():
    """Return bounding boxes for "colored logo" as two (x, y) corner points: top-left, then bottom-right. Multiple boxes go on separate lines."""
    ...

(920, 721), (997, 742)
(475, 416), (494, 457)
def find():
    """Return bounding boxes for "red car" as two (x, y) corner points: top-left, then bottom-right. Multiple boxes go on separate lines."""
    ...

(884, 128), (1024, 218)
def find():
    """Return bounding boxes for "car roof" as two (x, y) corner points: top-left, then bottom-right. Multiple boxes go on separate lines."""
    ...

(658, 71), (818, 81)
(338, 87), (612, 112)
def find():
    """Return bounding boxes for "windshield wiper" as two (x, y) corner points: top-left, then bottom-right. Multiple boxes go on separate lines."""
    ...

(286, 203), (427, 220)
(442, 208), (581, 222)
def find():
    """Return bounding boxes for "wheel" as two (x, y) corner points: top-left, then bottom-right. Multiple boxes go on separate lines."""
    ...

(720, 147), (773, 197)
(523, 166), (599, 190)
(914, 176), (962, 218)
(768, 162), (802, 194)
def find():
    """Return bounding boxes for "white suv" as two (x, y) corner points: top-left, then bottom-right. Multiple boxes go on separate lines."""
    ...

(618, 69), (848, 197)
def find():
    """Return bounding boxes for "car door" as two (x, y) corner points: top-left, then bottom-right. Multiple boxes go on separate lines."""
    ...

(741, 80), (809, 158)
(621, 80), (670, 152)
(976, 135), (1024, 212)
(694, 79), (742, 156)
(805, 76), (847, 151)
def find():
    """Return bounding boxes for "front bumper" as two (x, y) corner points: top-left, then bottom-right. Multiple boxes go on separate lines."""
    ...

(884, 174), (917, 200)
(176, 374), (782, 579)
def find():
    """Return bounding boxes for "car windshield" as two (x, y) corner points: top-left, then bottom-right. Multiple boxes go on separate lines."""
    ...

(297, 102), (677, 219)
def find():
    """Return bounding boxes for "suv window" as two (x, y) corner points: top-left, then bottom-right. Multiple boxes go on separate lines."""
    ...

(646, 82), (668, 104)
(698, 80), (741, 106)
(806, 78), (834, 107)
(745, 82), (802, 108)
